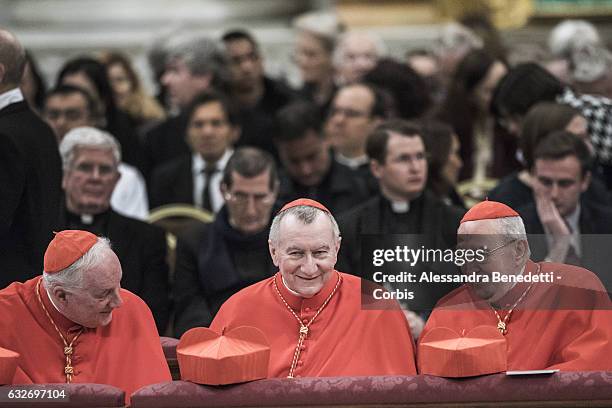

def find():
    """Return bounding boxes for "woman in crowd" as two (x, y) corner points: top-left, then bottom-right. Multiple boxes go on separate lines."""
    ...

(421, 120), (465, 209)
(100, 52), (165, 131)
(437, 49), (518, 183)
(292, 12), (340, 113)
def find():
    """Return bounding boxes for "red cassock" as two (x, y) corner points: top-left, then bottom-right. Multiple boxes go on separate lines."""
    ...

(0, 277), (171, 402)
(210, 271), (417, 377)
(418, 261), (612, 371)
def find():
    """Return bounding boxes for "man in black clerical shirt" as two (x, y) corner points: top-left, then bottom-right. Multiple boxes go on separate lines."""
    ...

(173, 147), (279, 336)
(58, 126), (170, 332)
(337, 120), (465, 312)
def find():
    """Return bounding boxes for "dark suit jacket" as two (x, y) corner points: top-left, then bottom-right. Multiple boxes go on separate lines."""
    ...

(60, 209), (170, 332)
(489, 172), (611, 211)
(235, 77), (297, 159)
(0, 101), (62, 288)
(142, 114), (190, 183)
(277, 159), (369, 215)
(518, 199), (612, 292)
(173, 214), (275, 337)
(149, 155), (193, 209)
(337, 192), (466, 310)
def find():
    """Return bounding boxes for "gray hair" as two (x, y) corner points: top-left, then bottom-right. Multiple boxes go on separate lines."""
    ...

(59, 126), (121, 171)
(333, 31), (387, 68)
(570, 42), (612, 83)
(435, 23), (483, 56)
(493, 216), (527, 239)
(43, 237), (112, 290)
(292, 11), (343, 52)
(548, 19), (601, 58)
(269, 205), (340, 246)
(493, 216), (530, 259)
(166, 33), (227, 80)
(0, 28), (26, 86)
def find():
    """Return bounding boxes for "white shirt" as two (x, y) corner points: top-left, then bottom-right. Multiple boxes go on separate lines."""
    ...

(0, 88), (24, 111)
(111, 163), (149, 220)
(192, 149), (233, 213)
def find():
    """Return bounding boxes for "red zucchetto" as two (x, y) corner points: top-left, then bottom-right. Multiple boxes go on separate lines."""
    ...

(279, 198), (331, 214)
(460, 200), (519, 224)
(43, 230), (98, 274)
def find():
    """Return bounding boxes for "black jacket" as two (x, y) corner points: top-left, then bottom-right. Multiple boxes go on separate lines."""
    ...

(518, 199), (612, 293)
(173, 209), (275, 337)
(142, 114), (190, 183)
(0, 101), (62, 288)
(149, 155), (193, 209)
(277, 158), (370, 215)
(337, 192), (465, 310)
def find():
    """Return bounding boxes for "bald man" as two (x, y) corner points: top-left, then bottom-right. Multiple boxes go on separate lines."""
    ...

(0, 28), (62, 288)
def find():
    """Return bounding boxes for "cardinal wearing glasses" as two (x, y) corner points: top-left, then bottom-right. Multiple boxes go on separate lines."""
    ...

(417, 200), (612, 377)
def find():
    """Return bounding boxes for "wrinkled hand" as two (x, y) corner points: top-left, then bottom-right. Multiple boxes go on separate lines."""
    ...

(403, 309), (425, 340)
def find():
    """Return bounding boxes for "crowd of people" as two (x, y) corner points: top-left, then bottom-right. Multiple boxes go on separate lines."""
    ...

(0, 10), (611, 399)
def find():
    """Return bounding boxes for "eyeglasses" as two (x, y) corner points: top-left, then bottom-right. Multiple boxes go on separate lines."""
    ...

(72, 162), (117, 177)
(477, 239), (518, 265)
(460, 239), (518, 265)
(224, 191), (275, 206)
(484, 239), (518, 256)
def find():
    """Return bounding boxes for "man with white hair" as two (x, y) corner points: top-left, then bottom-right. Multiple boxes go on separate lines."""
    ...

(418, 200), (612, 373)
(210, 198), (416, 378)
(59, 127), (170, 332)
(334, 31), (386, 85)
(43, 84), (149, 220)
(0, 230), (170, 401)
(0, 27), (62, 288)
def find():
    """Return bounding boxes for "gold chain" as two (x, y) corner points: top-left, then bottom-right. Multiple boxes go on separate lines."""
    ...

(490, 264), (539, 335)
(272, 273), (342, 378)
(35, 279), (84, 383)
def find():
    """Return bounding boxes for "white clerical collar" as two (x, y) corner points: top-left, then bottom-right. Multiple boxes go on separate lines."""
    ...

(335, 153), (369, 170)
(281, 275), (302, 297)
(0, 88), (24, 111)
(390, 200), (410, 214)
